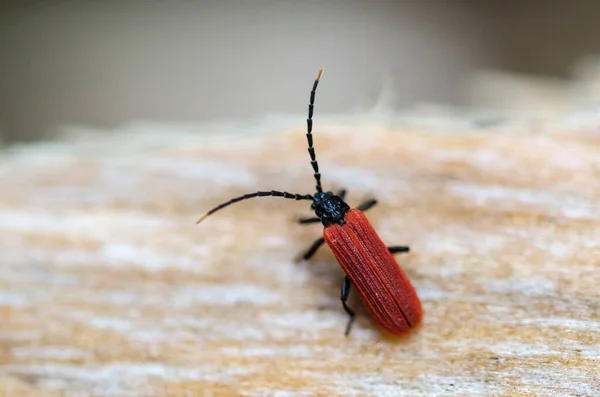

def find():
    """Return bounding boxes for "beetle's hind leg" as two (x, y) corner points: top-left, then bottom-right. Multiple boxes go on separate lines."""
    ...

(341, 276), (356, 336)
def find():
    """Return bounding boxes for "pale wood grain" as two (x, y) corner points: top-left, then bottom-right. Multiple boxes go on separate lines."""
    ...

(1, 120), (599, 397)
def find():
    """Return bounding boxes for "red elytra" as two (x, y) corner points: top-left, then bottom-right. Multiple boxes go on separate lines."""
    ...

(196, 68), (423, 336)
(325, 209), (422, 335)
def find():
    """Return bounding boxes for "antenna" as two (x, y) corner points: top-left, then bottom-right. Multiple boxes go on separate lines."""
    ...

(307, 68), (324, 193)
(196, 190), (313, 224)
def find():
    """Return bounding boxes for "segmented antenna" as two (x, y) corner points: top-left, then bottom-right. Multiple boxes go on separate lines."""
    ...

(196, 191), (313, 224)
(307, 68), (324, 193)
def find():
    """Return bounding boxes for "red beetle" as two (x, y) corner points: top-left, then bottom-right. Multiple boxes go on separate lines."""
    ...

(197, 69), (423, 336)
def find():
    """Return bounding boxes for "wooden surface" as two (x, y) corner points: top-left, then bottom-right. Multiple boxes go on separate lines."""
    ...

(1, 118), (600, 396)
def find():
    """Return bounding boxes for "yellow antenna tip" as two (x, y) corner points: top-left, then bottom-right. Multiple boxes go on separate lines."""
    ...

(195, 214), (208, 224)
(317, 68), (324, 81)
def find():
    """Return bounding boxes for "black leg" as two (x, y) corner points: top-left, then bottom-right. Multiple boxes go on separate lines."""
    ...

(300, 237), (326, 260)
(357, 199), (377, 212)
(337, 188), (347, 200)
(298, 216), (320, 224)
(341, 276), (355, 336)
(388, 246), (410, 254)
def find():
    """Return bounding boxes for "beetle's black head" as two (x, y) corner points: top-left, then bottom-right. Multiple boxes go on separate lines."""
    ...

(311, 191), (350, 226)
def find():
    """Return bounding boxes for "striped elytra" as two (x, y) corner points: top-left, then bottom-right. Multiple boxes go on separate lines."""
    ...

(324, 209), (422, 335)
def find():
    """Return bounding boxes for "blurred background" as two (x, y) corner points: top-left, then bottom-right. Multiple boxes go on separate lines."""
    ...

(2, 0), (600, 143)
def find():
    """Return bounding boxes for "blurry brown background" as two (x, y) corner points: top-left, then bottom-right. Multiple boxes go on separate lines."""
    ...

(2, 0), (600, 143)
(3, 2), (600, 396)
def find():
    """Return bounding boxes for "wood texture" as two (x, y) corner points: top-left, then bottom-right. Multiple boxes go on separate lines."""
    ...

(1, 120), (599, 396)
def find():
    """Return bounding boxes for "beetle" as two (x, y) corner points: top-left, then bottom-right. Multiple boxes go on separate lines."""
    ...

(196, 68), (423, 336)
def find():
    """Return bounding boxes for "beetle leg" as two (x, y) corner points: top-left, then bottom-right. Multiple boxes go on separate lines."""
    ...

(298, 216), (321, 224)
(299, 237), (326, 260)
(388, 246), (410, 254)
(357, 199), (377, 212)
(341, 276), (356, 336)
(337, 188), (347, 200)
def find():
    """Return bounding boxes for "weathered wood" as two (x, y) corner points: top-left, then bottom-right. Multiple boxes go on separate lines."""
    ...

(1, 121), (599, 396)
